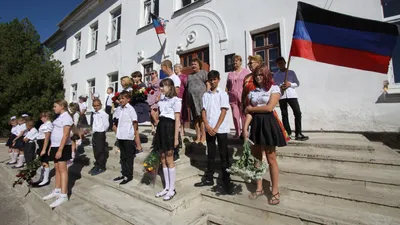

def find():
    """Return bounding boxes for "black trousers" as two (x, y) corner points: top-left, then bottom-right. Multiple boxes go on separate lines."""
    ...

(92, 132), (108, 169)
(118, 139), (135, 179)
(105, 105), (113, 131)
(24, 142), (36, 163)
(205, 133), (231, 183)
(279, 98), (302, 136)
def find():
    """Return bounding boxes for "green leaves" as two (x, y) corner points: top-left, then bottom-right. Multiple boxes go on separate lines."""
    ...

(0, 18), (64, 135)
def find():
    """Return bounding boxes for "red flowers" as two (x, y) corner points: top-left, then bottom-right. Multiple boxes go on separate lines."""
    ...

(132, 84), (138, 90)
(150, 90), (155, 95)
(112, 92), (120, 103)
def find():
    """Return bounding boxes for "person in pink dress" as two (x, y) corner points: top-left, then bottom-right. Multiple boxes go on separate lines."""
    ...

(174, 64), (188, 138)
(146, 70), (161, 135)
(226, 55), (251, 139)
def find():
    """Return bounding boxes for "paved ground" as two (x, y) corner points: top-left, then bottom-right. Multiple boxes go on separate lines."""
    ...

(0, 172), (29, 225)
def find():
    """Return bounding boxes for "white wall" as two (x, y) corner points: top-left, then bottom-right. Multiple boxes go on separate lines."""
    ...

(48, 0), (400, 132)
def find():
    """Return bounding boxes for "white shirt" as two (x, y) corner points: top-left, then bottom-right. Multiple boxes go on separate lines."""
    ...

(79, 102), (87, 113)
(37, 121), (53, 140)
(25, 128), (38, 142)
(273, 70), (299, 99)
(116, 104), (138, 140)
(16, 123), (27, 136)
(73, 112), (79, 126)
(51, 111), (73, 147)
(248, 85), (281, 107)
(105, 93), (114, 107)
(158, 96), (182, 120)
(113, 106), (121, 119)
(92, 110), (110, 132)
(160, 74), (182, 99)
(11, 126), (19, 135)
(202, 88), (230, 134)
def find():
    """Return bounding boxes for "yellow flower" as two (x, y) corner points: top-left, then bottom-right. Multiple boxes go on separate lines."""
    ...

(143, 163), (148, 167)
(148, 167), (153, 171)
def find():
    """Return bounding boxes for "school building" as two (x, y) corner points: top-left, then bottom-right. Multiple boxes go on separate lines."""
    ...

(44, 0), (400, 132)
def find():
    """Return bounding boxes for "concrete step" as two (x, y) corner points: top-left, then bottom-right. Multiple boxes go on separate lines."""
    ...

(201, 185), (400, 225)
(0, 162), (132, 225)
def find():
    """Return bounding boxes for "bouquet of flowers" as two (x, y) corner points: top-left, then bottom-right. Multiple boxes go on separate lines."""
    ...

(112, 92), (120, 103)
(226, 141), (267, 183)
(13, 157), (42, 196)
(131, 85), (152, 103)
(143, 151), (160, 173)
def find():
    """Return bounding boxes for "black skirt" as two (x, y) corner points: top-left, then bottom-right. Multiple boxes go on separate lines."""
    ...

(13, 136), (25, 149)
(6, 134), (16, 147)
(250, 112), (287, 148)
(49, 145), (72, 163)
(154, 117), (176, 152)
(37, 139), (50, 163)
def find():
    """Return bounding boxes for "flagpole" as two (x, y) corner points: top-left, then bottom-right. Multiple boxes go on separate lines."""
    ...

(281, 55), (292, 95)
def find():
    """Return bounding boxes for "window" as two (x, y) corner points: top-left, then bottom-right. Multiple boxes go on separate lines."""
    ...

(144, 0), (159, 25)
(110, 7), (121, 42)
(182, 0), (198, 7)
(74, 33), (81, 60)
(71, 84), (78, 102)
(108, 73), (119, 93)
(382, 0), (400, 19)
(252, 29), (281, 73)
(143, 63), (153, 85)
(179, 47), (210, 74)
(87, 79), (96, 109)
(89, 22), (98, 52)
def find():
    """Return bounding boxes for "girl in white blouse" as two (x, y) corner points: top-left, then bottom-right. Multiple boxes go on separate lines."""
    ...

(43, 100), (73, 208)
(34, 111), (53, 187)
(154, 78), (182, 201)
(243, 66), (287, 205)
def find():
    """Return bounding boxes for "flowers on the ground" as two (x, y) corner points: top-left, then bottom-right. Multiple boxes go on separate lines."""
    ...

(143, 151), (160, 173)
(13, 157), (42, 195)
(226, 141), (267, 182)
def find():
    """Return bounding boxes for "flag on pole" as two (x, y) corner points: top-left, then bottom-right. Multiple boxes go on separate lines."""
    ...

(151, 14), (166, 35)
(290, 1), (399, 74)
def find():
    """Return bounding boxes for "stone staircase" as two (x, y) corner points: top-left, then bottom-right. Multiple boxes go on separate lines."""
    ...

(0, 127), (400, 225)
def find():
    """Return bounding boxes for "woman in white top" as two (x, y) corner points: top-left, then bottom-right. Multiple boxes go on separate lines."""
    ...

(34, 111), (53, 187)
(68, 102), (81, 166)
(243, 66), (287, 205)
(78, 95), (89, 126)
(43, 100), (73, 208)
(154, 78), (181, 201)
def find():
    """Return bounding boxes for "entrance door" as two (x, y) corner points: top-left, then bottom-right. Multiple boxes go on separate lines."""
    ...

(179, 47), (210, 74)
(179, 47), (210, 128)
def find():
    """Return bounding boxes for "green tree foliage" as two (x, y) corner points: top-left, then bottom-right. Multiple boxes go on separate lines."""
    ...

(0, 18), (64, 136)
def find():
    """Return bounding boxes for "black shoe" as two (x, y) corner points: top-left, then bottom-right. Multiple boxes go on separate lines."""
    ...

(88, 166), (97, 175)
(119, 177), (132, 185)
(6, 161), (16, 165)
(12, 165), (24, 169)
(91, 168), (105, 176)
(295, 134), (309, 141)
(222, 182), (234, 195)
(194, 180), (214, 187)
(113, 176), (125, 182)
(136, 149), (143, 154)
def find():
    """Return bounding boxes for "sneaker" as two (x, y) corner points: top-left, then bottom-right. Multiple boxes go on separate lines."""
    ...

(91, 168), (105, 176)
(295, 134), (309, 141)
(113, 176), (125, 182)
(49, 195), (68, 208)
(119, 177), (132, 185)
(88, 166), (97, 175)
(43, 191), (60, 201)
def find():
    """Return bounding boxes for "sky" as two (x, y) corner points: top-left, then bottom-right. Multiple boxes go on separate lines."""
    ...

(0, 0), (83, 42)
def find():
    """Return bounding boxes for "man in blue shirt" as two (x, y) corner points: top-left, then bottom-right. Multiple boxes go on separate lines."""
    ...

(273, 57), (309, 141)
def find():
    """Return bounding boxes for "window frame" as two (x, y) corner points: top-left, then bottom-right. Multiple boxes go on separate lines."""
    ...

(87, 79), (96, 111)
(74, 33), (82, 60)
(251, 28), (281, 73)
(108, 73), (119, 93)
(110, 7), (122, 42)
(89, 22), (98, 52)
(71, 83), (78, 102)
(143, 63), (154, 85)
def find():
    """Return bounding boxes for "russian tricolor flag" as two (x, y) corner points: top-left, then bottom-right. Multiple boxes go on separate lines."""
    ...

(290, 2), (399, 74)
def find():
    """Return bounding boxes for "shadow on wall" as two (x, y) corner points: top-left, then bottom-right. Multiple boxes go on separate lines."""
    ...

(362, 129), (400, 150)
(375, 80), (400, 103)
(137, 39), (166, 64)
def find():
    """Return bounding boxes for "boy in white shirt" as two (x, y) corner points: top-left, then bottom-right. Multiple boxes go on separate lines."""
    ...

(194, 70), (233, 194)
(23, 120), (38, 163)
(89, 99), (110, 176)
(113, 91), (138, 185)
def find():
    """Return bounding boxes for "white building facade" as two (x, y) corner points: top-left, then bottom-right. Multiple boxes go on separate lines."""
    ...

(45, 0), (400, 132)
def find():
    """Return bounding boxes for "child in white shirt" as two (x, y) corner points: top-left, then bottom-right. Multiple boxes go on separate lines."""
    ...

(23, 120), (38, 163)
(6, 116), (18, 165)
(34, 111), (53, 187)
(112, 91), (138, 185)
(11, 117), (28, 168)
